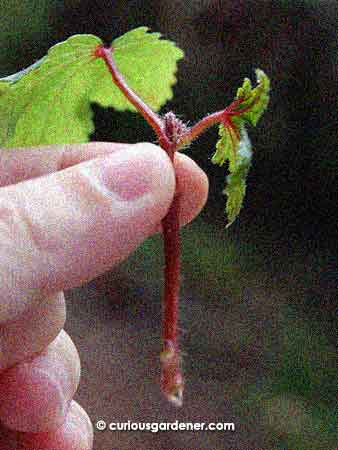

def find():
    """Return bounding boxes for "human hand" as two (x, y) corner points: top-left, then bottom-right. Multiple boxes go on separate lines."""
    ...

(0, 142), (208, 449)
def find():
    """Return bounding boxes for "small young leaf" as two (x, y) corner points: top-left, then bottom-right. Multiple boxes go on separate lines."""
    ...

(235, 69), (270, 126)
(212, 69), (270, 226)
(0, 28), (183, 148)
(222, 126), (252, 227)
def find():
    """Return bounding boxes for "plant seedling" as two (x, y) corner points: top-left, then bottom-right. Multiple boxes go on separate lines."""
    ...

(0, 27), (270, 407)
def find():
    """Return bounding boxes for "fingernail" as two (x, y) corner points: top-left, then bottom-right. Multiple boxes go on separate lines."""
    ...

(100, 144), (160, 201)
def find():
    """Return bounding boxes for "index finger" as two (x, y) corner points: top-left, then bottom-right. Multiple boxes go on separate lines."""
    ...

(0, 142), (129, 188)
(0, 143), (208, 323)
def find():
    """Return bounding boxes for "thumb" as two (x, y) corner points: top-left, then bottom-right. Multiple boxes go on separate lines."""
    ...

(0, 143), (175, 322)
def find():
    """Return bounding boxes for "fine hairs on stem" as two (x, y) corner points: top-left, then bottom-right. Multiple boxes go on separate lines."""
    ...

(95, 41), (269, 407)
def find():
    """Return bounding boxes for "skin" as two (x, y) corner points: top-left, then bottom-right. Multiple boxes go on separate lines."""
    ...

(0, 142), (208, 449)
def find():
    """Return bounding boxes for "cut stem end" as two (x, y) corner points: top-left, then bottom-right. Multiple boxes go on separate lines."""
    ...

(160, 340), (184, 407)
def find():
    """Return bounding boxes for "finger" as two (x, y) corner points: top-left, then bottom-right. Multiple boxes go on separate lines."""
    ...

(171, 151), (209, 228)
(0, 292), (66, 371)
(0, 142), (130, 187)
(0, 142), (208, 228)
(0, 400), (93, 450)
(0, 330), (80, 432)
(0, 143), (208, 323)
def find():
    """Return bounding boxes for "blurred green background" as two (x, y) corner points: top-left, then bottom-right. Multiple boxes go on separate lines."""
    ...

(1, 1), (335, 449)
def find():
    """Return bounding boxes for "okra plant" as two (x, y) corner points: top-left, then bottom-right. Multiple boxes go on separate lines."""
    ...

(0, 27), (270, 406)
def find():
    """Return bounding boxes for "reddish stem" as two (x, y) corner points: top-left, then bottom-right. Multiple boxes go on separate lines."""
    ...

(95, 44), (183, 405)
(94, 45), (170, 148)
(160, 188), (184, 406)
(176, 98), (244, 149)
(94, 43), (243, 407)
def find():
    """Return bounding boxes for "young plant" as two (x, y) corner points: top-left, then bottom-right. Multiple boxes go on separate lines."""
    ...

(0, 27), (270, 407)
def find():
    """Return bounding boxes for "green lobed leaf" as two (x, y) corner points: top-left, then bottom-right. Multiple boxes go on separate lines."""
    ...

(0, 27), (184, 148)
(212, 69), (270, 226)
(0, 35), (102, 148)
(91, 27), (184, 112)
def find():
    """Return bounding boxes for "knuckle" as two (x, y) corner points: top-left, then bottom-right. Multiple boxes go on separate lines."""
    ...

(0, 197), (39, 252)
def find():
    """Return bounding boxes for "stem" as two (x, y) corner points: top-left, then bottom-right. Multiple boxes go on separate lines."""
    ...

(177, 98), (243, 149)
(160, 188), (184, 407)
(178, 109), (227, 147)
(94, 45), (170, 148)
(95, 44), (183, 406)
(95, 44), (247, 407)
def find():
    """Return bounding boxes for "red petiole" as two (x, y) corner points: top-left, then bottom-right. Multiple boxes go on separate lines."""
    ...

(95, 43), (241, 406)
